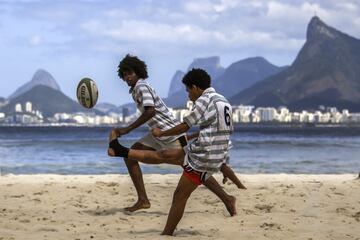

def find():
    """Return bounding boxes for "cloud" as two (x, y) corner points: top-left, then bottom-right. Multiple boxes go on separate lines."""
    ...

(80, 16), (303, 56)
(30, 35), (41, 46)
(213, 0), (240, 13)
(4, 0), (360, 54)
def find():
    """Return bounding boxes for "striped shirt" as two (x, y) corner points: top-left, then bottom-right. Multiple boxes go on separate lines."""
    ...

(183, 87), (233, 173)
(130, 80), (181, 143)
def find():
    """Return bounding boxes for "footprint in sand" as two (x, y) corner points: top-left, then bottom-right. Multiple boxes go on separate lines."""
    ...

(204, 199), (221, 205)
(242, 208), (255, 215)
(19, 219), (31, 223)
(33, 191), (48, 195)
(32, 198), (41, 203)
(260, 222), (282, 230)
(336, 207), (350, 215)
(352, 212), (360, 222)
(255, 204), (274, 213)
(106, 182), (119, 187)
(37, 227), (59, 232)
(9, 194), (25, 198)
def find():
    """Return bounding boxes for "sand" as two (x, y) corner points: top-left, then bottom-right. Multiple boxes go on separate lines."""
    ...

(1, 174), (359, 240)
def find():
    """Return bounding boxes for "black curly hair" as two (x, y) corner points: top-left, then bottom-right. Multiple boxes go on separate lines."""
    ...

(182, 68), (211, 90)
(117, 54), (148, 79)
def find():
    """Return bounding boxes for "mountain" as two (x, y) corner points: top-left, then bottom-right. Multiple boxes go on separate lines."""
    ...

(213, 57), (286, 98)
(1, 85), (101, 118)
(230, 17), (360, 111)
(0, 97), (6, 108)
(8, 69), (61, 100)
(165, 56), (225, 107)
(187, 56), (225, 79)
(167, 70), (185, 97)
(95, 102), (118, 114)
(165, 56), (285, 107)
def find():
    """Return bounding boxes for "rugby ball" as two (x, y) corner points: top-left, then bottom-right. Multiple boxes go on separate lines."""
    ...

(76, 77), (98, 109)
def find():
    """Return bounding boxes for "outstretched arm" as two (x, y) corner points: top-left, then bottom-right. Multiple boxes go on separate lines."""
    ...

(113, 106), (155, 137)
(152, 122), (189, 138)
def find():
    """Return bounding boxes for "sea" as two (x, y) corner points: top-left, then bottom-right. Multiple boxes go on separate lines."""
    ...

(0, 126), (359, 175)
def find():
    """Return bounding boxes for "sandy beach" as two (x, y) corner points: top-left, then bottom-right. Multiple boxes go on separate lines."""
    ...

(1, 174), (359, 240)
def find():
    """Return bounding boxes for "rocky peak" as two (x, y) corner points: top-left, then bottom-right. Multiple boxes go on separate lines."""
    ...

(30, 69), (61, 91)
(187, 56), (224, 79)
(8, 69), (61, 100)
(307, 16), (338, 41)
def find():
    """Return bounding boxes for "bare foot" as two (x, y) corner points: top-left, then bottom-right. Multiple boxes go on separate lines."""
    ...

(124, 200), (151, 212)
(225, 196), (237, 216)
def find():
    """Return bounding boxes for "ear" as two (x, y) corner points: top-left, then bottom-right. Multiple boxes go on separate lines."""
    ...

(192, 85), (200, 91)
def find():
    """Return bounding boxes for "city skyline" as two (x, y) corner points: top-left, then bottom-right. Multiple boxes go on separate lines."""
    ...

(1, 0), (360, 105)
(2, 99), (360, 126)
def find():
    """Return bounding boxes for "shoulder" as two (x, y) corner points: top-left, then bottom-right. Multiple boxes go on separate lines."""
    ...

(194, 94), (210, 109)
(135, 80), (152, 92)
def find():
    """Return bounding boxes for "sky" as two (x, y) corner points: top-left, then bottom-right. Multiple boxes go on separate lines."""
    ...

(0, 0), (359, 106)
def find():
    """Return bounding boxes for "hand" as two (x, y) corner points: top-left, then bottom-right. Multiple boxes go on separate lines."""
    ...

(113, 127), (130, 137)
(151, 128), (162, 138)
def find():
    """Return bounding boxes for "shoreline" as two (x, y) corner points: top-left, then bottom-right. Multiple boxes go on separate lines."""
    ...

(1, 173), (359, 239)
(1, 173), (359, 184)
(1, 172), (359, 179)
(2, 123), (360, 128)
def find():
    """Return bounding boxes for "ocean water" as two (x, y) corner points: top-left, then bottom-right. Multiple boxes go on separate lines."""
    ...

(0, 126), (359, 175)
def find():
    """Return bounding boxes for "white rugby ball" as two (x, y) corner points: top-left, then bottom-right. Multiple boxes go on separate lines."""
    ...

(76, 77), (99, 109)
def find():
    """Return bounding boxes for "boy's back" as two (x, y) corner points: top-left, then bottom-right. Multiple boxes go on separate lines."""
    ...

(184, 87), (233, 173)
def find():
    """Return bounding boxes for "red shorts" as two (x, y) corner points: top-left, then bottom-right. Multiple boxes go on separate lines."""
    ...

(182, 164), (209, 185)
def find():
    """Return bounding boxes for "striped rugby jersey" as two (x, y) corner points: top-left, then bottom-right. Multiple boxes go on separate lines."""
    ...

(183, 87), (233, 173)
(130, 80), (181, 143)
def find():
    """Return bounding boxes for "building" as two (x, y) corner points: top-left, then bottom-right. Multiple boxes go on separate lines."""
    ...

(232, 105), (254, 123)
(25, 102), (32, 112)
(15, 103), (22, 112)
(256, 107), (277, 122)
(0, 112), (5, 122)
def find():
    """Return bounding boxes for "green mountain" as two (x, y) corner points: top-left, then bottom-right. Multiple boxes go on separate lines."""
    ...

(1, 85), (101, 118)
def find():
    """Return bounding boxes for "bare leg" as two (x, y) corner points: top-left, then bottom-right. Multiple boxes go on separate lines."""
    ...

(221, 164), (247, 189)
(203, 176), (237, 216)
(108, 130), (184, 166)
(162, 174), (198, 236)
(108, 130), (152, 212)
(123, 142), (154, 212)
(109, 137), (238, 217)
